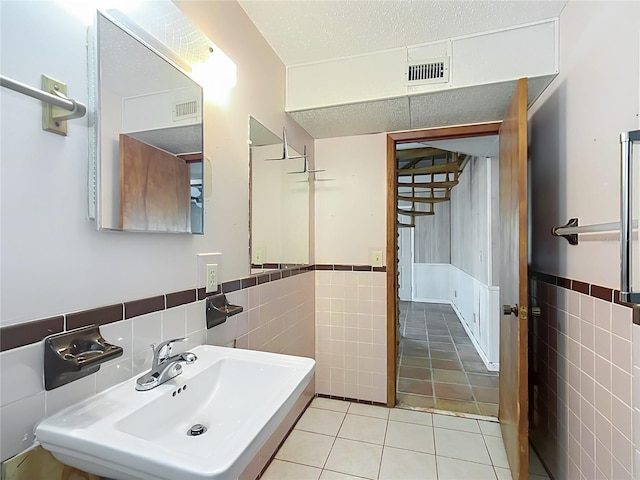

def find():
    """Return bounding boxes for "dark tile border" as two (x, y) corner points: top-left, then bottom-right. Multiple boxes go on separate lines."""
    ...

(124, 296), (165, 319)
(314, 264), (387, 273)
(221, 280), (241, 294)
(315, 393), (386, 408)
(1, 263), (384, 351)
(0, 316), (64, 352)
(66, 304), (123, 330)
(166, 289), (197, 309)
(590, 285), (613, 302)
(530, 270), (629, 308)
(572, 280), (589, 295)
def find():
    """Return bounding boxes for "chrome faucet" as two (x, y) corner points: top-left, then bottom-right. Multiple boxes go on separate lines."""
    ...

(135, 338), (197, 391)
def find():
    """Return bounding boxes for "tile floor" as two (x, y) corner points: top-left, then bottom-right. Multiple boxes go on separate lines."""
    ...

(263, 397), (549, 480)
(397, 302), (499, 416)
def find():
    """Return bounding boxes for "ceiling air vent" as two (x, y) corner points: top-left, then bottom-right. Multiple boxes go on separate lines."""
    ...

(172, 99), (200, 122)
(406, 57), (450, 86)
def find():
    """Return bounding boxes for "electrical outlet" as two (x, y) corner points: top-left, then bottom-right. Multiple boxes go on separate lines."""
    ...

(253, 248), (264, 265)
(206, 264), (218, 293)
(371, 250), (383, 267)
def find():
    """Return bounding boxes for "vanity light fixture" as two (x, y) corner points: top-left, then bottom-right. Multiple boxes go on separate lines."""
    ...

(106, 1), (237, 104)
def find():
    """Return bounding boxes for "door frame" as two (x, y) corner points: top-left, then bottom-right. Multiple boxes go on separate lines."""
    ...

(385, 122), (503, 407)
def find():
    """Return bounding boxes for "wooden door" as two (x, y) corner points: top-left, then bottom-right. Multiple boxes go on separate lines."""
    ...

(119, 134), (191, 232)
(498, 78), (529, 480)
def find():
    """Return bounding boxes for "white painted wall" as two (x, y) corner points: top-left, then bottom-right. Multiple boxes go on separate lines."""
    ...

(528, 2), (640, 478)
(529, 0), (639, 288)
(287, 20), (558, 111)
(314, 134), (386, 265)
(0, 0), (313, 325)
(450, 156), (498, 286)
(413, 263), (499, 369)
(414, 201), (451, 264)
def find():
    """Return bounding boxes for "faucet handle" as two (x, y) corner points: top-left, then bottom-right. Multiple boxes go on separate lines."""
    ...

(152, 337), (188, 364)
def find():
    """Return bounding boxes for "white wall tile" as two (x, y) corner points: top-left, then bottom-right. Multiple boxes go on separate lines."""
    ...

(594, 299), (611, 331)
(95, 355), (133, 393)
(162, 306), (187, 340)
(45, 373), (96, 417)
(0, 343), (43, 407)
(612, 334), (633, 374)
(0, 392), (45, 462)
(612, 304), (633, 341)
(131, 311), (162, 357)
(186, 300), (206, 334)
(100, 318), (133, 359)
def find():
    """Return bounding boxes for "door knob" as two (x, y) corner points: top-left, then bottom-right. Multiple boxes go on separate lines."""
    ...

(503, 304), (518, 316)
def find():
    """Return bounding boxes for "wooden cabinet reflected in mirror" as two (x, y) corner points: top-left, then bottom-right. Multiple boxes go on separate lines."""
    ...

(119, 134), (191, 232)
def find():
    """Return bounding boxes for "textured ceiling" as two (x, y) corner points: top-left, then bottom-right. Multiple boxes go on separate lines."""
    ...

(289, 75), (557, 139)
(237, 0), (567, 66)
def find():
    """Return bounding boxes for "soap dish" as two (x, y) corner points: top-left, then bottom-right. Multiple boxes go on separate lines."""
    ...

(44, 325), (123, 390)
(206, 294), (243, 329)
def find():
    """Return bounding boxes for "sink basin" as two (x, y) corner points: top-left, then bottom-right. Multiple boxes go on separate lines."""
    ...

(36, 345), (315, 480)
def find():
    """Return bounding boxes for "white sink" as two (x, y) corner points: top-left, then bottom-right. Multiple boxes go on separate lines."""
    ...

(36, 345), (315, 480)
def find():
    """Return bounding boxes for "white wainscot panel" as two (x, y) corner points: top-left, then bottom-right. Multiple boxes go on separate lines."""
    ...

(412, 263), (499, 370)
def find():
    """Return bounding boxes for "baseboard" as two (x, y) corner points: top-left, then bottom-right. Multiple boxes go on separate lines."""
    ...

(450, 302), (499, 372)
(410, 298), (454, 305)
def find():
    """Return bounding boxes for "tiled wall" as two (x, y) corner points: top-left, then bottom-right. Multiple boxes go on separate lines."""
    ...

(315, 269), (387, 404)
(0, 271), (315, 464)
(529, 275), (634, 479)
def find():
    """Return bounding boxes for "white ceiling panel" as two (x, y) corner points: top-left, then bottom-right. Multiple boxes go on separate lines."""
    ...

(238, 0), (567, 66)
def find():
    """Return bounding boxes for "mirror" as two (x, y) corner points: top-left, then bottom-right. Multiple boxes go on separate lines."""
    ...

(92, 11), (204, 233)
(249, 117), (309, 272)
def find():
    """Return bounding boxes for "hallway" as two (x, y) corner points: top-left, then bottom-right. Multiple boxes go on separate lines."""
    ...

(397, 301), (499, 416)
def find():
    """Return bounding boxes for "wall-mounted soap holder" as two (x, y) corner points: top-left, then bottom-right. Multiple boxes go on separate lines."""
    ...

(206, 294), (243, 329)
(44, 325), (123, 390)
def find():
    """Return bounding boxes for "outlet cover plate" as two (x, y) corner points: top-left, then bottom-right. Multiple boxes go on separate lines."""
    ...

(206, 264), (218, 293)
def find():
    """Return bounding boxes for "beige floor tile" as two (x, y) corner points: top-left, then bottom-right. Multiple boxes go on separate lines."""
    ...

(389, 408), (433, 426)
(494, 467), (513, 480)
(347, 402), (390, 419)
(433, 413), (481, 433)
(295, 407), (346, 436)
(436, 456), (498, 480)
(275, 430), (335, 468)
(324, 438), (383, 479)
(478, 420), (502, 437)
(262, 459), (322, 480)
(311, 397), (351, 413)
(484, 435), (509, 468)
(396, 393), (436, 409)
(384, 420), (435, 454)
(337, 413), (387, 444)
(434, 428), (491, 464)
(319, 470), (365, 480)
(379, 446), (437, 480)
(435, 398), (481, 415)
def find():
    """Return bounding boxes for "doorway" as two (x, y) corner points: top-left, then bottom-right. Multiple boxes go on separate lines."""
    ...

(392, 132), (501, 416)
(386, 122), (503, 409)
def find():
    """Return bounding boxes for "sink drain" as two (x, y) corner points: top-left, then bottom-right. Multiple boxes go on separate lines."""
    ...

(187, 424), (207, 436)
